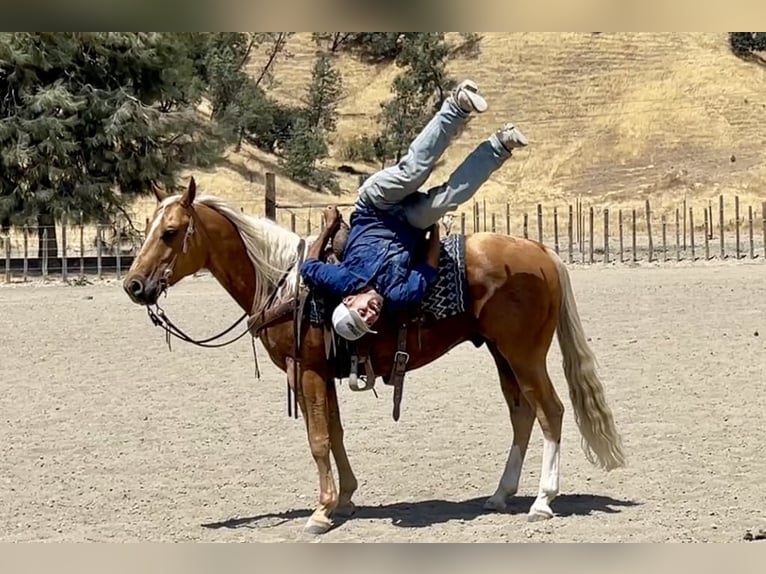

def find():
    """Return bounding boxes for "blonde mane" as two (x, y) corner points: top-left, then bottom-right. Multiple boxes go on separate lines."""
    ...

(162, 193), (307, 316)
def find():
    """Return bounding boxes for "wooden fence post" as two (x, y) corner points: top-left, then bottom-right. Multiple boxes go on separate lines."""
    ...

(523, 213), (528, 239)
(473, 201), (479, 233)
(79, 212), (84, 279)
(589, 206), (594, 264)
(676, 207), (681, 261)
(735, 195), (741, 259)
(483, 199), (487, 232)
(23, 225), (28, 282)
(553, 207), (559, 254)
(460, 212), (466, 235)
(704, 208), (710, 261)
(491, 213), (496, 233)
(762, 202), (766, 259)
(265, 172), (276, 221)
(631, 208), (637, 262)
(689, 207), (695, 260)
(536, 203), (543, 243)
(4, 233), (10, 283)
(603, 208), (609, 264)
(61, 214), (68, 282)
(682, 194), (687, 250)
(748, 205), (754, 259)
(645, 199), (653, 262)
(618, 209), (624, 263)
(661, 215), (667, 262)
(96, 224), (102, 280)
(567, 204), (573, 264)
(719, 195), (725, 259)
(115, 220), (122, 280)
(506, 203), (510, 235)
(42, 228), (49, 281)
(290, 213), (296, 233)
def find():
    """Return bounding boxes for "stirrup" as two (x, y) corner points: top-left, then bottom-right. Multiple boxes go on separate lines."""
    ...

(347, 355), (376, 392)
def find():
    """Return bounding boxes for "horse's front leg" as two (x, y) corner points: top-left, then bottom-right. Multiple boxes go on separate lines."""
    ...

(326, 377), (358, 517)
(289, 357), (338, 535)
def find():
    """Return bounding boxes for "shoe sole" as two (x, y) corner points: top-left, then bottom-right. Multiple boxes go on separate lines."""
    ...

(462, 89), (488, 113)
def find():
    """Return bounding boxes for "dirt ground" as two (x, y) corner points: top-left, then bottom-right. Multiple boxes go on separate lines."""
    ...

(2, 262), (765, 543)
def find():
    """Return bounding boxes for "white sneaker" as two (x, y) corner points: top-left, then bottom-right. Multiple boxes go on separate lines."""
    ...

(452, 79), (487, 114)
(495, 122), (528, 151)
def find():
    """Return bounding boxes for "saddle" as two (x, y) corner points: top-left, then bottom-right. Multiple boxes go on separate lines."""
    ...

(319, 213), (421, 422)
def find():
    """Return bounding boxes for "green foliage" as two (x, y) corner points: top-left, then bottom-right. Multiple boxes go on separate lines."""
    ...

(312, 33), (402, 62)
(0, 32), (223, 239)
(373, 33), (470, 165)
(197, 32), (297, 150)
(729, 32), (766, 64)
(340, 134), (378, 163)
(280, 53), (343, 193)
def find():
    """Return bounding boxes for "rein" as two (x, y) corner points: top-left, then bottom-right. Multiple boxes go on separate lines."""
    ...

(144, 202), (304, 385)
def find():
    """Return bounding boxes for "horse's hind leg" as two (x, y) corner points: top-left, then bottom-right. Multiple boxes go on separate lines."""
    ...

(326, 377), (358, 517)
(483, 343), (537, 512)
(505, 355), (565, 521)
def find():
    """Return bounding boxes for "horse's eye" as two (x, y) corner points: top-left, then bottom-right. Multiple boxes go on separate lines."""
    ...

(162, 228), (178, 242)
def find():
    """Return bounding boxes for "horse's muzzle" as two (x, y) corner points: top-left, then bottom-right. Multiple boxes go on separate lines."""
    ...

(123, 275), (160, 305)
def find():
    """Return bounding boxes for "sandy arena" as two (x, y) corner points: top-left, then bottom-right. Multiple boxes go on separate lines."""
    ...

(1, 262), (765, 542)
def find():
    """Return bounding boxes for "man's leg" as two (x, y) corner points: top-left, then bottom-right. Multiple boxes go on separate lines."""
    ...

(402, 123), (528, 230)
(356, 80), (487, 213)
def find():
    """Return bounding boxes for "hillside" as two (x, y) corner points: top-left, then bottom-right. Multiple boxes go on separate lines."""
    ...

(130, 33), (766, 231)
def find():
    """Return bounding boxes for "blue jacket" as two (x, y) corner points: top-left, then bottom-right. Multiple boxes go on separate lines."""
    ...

(299, 202), (438, 310)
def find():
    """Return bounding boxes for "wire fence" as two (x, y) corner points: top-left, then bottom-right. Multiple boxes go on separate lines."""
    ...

(1, 193), (765, 284)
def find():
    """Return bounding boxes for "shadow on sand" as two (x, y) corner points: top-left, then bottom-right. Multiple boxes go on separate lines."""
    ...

(201, 493), (641, 531)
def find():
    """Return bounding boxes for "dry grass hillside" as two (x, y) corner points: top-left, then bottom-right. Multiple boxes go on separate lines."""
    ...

(131, 32), (766, 231)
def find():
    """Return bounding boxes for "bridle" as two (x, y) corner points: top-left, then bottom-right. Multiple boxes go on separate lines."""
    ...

(142, 200), (309, 418)
(144, 203), (296, 354)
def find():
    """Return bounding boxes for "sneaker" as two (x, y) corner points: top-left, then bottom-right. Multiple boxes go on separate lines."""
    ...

(452, 79), (488, 114)
(495, 122), (528, 151)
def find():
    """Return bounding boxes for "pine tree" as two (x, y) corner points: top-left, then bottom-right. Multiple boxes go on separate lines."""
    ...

(0, 32), (223, 259)
(280, 52), (343, 192)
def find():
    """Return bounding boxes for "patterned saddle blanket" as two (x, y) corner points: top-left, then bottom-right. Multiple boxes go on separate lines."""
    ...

(307, 233), (470, 326)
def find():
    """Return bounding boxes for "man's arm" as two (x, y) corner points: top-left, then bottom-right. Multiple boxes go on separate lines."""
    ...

(300, 258), (359, 298)
(300, 205), (362, 298)
(306, 205), (341, 261)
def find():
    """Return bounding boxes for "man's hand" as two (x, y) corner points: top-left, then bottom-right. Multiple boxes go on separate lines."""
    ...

(425, 223), (441, 270)
(307, 205), (343, 261)
(323, 205), (341, 232)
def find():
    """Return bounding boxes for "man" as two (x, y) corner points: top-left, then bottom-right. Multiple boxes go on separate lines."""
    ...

(300, 79), (528, 341)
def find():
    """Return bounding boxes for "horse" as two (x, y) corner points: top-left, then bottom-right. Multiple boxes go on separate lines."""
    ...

(122, 176), (625, 535)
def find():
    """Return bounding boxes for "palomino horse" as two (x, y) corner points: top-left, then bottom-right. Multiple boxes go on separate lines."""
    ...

(123, 177), (625, 535)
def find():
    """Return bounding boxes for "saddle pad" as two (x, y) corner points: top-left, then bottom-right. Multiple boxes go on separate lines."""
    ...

(306, 233), (469, 325)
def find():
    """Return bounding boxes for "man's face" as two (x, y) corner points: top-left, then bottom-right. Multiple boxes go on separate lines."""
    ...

(343, 289), (384, 326)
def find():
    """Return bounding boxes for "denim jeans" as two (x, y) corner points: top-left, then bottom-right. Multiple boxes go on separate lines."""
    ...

(356, 97), (511, 229)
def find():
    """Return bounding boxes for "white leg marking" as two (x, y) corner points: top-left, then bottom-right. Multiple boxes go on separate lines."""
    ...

(484, 445), (524, 511)
(528, 437), (560, 521)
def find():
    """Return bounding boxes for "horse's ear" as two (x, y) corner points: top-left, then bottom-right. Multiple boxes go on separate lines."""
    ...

(150, 180), (168, 203)
(180, 177), (196, 208)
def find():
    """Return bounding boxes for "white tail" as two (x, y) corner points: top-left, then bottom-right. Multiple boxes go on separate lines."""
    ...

(546, 247), (626, 471)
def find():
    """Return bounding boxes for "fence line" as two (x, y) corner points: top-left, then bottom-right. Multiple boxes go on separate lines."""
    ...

(2, 181), (765, 284)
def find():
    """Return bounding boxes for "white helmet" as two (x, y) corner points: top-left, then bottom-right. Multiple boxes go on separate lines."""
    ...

(331, 303), (377, 341)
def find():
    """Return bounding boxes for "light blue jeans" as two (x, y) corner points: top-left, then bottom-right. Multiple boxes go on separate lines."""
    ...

(356, 97), (512, 229)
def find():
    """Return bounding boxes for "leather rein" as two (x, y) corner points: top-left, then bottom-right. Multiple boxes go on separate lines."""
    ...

(144, 203), (304, 368)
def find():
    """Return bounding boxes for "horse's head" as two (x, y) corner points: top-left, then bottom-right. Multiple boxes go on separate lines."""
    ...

(123, 177), (205, 306)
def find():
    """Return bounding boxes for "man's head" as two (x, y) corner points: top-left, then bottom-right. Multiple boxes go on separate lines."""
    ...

(331, 288), (384, 341)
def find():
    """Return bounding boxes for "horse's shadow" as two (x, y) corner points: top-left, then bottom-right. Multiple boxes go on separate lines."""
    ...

(201, 493), (640, 531)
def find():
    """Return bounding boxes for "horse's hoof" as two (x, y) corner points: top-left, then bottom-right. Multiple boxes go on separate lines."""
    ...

(304, 517), (333, 536)
(526, 508), (554, 522)
(483, 496), (508, 512)
(334, 501), (357, 518)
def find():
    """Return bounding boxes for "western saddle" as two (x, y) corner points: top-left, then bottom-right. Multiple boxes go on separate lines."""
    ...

(320, 215), (414, 422)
